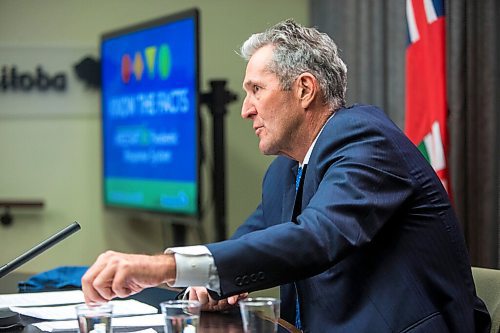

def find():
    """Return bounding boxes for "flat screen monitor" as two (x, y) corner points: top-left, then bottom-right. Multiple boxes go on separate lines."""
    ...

(100, 9), (200, 219)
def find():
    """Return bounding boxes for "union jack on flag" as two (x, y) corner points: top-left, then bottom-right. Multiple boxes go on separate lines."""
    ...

(405, 0), (451, 195)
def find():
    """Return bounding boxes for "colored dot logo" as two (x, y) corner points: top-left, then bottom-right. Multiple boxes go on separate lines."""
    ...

(121, 54), (132, 83)
(145, 46), (157, 79)
(121, 43), (171, 83)
(158, 45), (171, 79)
(133, 51), (144, 81)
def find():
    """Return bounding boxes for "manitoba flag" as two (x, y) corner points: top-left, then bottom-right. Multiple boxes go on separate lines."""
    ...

(405, 0), (451, 194)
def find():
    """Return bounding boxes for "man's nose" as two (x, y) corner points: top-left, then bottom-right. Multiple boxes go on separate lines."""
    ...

(241, 96), (255, 119)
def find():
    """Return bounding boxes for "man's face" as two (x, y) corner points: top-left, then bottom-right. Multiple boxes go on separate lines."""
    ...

(241, 45), (303, 157)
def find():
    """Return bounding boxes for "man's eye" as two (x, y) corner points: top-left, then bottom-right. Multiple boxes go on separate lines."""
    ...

(253, 85), (261, 93)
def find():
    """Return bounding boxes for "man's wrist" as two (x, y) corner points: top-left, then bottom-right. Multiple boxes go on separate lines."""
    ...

(156, 253), (176, 285)
(163, 245), (220, 293)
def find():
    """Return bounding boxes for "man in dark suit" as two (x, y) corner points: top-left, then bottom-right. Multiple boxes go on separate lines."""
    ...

(82, 19), (491, 332)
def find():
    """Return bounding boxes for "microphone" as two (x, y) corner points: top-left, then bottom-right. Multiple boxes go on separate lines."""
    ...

(0, 222), (80, 329)
(0, 222), (81, 279)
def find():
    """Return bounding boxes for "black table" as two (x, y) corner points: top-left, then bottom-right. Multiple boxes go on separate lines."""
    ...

(1, 274), (299, 333)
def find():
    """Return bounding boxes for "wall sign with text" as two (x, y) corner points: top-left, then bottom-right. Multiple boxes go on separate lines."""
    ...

(0, 45), (97, 117)
(1, 65), (67, 92)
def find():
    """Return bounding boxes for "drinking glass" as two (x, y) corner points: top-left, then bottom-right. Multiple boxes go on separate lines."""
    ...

(76, 303), (113, 333)
(160, 300), (201, 333)
(239, 297), (281, 333)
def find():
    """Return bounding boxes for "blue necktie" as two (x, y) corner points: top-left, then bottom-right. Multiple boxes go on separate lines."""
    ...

(295, 166), (303, 191)
(294, 165), (305, 330)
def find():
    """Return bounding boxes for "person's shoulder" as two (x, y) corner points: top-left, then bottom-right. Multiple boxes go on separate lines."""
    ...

(316, 104), (405, 153)
(329, 104), (395, 130)
(335, 104), (386, 119)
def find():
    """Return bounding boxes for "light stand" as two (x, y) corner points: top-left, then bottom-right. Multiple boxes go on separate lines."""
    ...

(202, 80), (237, 241)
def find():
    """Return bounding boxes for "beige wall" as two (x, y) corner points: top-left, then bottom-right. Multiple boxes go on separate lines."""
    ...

(0, 0), (309, 276)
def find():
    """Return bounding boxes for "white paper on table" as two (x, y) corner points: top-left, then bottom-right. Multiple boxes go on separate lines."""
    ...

(32, 319), (76, 332)
(10, 299), (158, 320)
(128, 329), (157, 333)
(33, 314), (165, 332)
(112, 314), (164, 327)
(0, 290), (84, 307)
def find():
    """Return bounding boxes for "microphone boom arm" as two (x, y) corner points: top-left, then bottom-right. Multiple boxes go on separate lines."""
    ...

(0, 222), (81, 279)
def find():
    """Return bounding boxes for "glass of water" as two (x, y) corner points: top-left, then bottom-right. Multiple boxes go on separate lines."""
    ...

(75, 303), (113, 333)
(160, 300), (201, 333)
(239, 297), (281, 333)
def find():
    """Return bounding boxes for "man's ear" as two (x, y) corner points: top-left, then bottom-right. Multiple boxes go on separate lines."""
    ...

(296, 73), (318, 109)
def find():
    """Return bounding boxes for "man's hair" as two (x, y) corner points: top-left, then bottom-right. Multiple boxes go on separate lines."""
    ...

(240, 19), (347, 110)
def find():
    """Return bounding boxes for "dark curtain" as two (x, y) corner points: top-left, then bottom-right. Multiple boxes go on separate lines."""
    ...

(311, 0), (499, 268)
(447, 0), (500, 268)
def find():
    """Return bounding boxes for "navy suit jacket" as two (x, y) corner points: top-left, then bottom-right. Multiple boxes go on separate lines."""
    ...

(206, 105), (491, 332)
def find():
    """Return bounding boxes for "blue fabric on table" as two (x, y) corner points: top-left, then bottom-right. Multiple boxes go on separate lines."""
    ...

(17, 266), (88, 292)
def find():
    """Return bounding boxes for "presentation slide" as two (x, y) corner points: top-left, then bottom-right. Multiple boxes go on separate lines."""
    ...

(101, 17), (198, 215)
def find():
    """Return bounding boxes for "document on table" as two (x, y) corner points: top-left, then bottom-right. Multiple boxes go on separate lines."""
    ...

(10, 299), (157, 320)
(33, 314), (164, 332)
(0, 290), (84, 307)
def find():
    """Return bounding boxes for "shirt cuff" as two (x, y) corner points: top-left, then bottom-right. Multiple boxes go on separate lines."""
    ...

(165, 245), (221, 294)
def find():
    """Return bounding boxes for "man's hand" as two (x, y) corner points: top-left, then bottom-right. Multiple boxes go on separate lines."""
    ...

(189, 286), (248, 312)
(81, 250), (176, 304)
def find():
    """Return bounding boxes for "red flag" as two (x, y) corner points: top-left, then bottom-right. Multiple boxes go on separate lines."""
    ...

(405, 0), (451, 194)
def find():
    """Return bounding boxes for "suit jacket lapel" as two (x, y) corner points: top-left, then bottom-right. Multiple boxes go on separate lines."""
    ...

(282, 163), (309, 223)
(282, 164), (298, 222)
